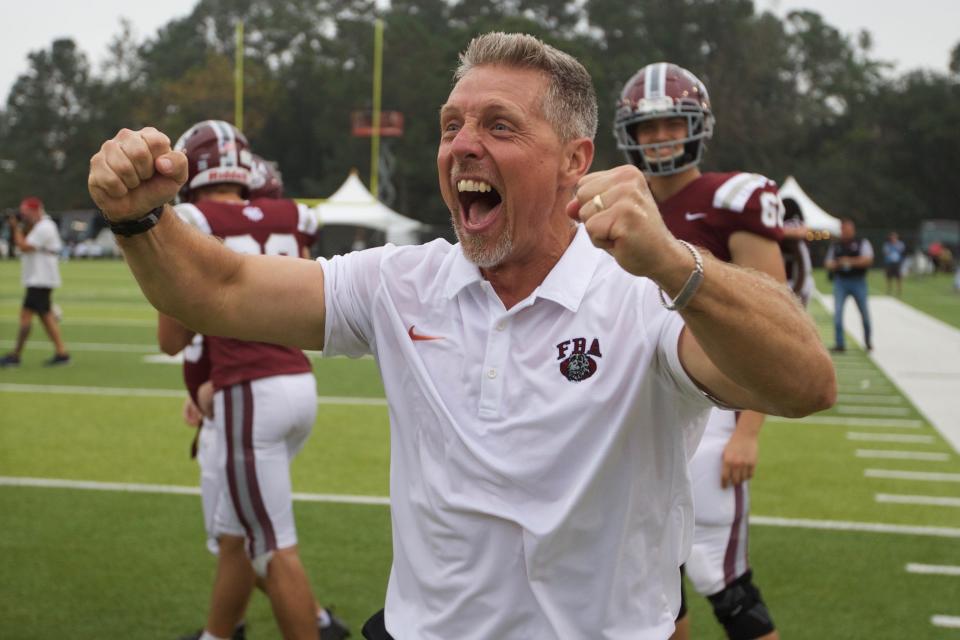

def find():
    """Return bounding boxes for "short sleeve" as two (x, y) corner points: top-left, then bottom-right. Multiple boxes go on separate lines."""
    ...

(319, 246), (388, 358)
(174, 203), (212, 235)
(860, 239), (874, 259)
(640, 283), (717, 407)
(713, 174), (784, 242)
(296, 203), (322, 240)
(26, 220), (61, 252)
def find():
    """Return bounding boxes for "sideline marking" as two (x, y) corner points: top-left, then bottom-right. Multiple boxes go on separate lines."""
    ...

(878, 494), (960, 508)
(0, 383), (388, 406)
(0, 340), (154, 353)
(0, 476), (390, 506)
(855, 449), (950, 461)
(767, 416), (923, 428)
(3, 477), (959, 538)
(750, 515), (960, 538)
(932, 616), (960, 629)
(847, 433), (934, 444)
(906, 563), (960, 576)
(838, 394), (904, 404)
(865, 469), (960, 483)
(836, 406), (912, 416)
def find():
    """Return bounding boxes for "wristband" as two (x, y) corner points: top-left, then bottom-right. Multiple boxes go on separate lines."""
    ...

(103, 205), (165, 237)
(658, 240), (704, 311)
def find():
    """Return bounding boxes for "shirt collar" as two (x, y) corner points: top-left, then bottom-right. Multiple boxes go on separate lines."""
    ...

(443, 225), (602, 312)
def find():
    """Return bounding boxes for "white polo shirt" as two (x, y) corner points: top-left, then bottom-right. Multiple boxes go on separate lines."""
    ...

(321, 225), (713, 639)
(22, 216), (62, 288)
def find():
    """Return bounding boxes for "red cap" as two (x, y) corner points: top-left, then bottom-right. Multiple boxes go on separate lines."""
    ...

(20, 197), (43, 211)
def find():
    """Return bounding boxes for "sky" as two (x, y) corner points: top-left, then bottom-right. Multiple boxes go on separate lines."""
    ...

(2, 0), (958, 102)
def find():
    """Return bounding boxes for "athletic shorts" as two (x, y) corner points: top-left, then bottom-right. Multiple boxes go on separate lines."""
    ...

(210, 372), (317, 560)
(885, 263), (901, 279)
(23, 287), (52, 314)
(686, 409), (751, 596)
(196, 417), (225, 555)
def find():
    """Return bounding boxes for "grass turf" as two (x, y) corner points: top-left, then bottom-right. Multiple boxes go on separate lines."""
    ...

(1, 259), (958, 638)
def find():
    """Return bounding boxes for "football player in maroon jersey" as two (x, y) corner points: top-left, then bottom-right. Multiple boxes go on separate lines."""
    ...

(616, 63), (787, 640)
(157, 120), (348, 640)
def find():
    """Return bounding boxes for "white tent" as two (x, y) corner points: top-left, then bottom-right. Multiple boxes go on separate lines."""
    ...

(778, 176), (841, 235)
(316, 171), (423, 245)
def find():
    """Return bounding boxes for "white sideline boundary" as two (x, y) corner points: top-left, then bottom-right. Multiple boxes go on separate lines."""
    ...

(865, 469), (960, 482)
(0, 476), (390, 506)
(767, 416), (923, 428)
(855, 449), (951, 461)
(878, 494), (960, 508)
(932, 615), (960, 629)
(906, 563), (960, 576)
(847, 433), (935, 444)
(0, 383), (388, 406)
(3, 476), (959, 538)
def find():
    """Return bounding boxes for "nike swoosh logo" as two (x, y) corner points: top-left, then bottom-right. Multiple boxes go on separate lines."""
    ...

(685, 212), (707, 221)
(408, 325), (443, 341)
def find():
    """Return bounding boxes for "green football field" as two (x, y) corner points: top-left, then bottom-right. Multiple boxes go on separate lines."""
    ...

(1, 260), (958, 639)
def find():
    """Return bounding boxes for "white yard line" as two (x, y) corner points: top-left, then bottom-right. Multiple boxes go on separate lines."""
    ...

(746, 515), (960, 538)
(855, 449), (950, 461)
(4, 476), (958, 537)
(838, 394), (904, 404)
(767, 416), (923, 428)
(906, 563), (960, 576)
(0, 383), (388, 406)
(865, 469), (960, 482)
(0, 340), (155, 353)
(847, 433), (935, 444)
(878, 494), (960, 508)
(836, 406), (912, 416)
(0, 476), (390, 506)
(931, 616), (960, 629)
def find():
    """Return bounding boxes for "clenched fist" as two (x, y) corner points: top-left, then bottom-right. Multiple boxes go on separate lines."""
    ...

(88, 127), (188, 222)
(566, 164), (690, 283)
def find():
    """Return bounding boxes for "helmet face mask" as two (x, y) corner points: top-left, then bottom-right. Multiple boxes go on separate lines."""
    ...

(614, 63), (715, 176)
(174, 120), (253, 202)
(249, 154), (284, 200)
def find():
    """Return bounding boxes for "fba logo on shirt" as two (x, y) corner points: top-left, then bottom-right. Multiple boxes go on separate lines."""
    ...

(556, 337), (602, 382)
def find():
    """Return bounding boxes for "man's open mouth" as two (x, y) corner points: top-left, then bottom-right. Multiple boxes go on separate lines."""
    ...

(457, 179), (503, 232)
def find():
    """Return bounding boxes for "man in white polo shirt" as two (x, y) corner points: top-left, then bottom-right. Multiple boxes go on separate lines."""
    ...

(88, 32), (835, 640)
(1, 197), (70, 367)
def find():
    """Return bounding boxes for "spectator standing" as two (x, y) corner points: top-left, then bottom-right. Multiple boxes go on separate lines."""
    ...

(825, 218), (874, 352)
(1, 197), (70, 367)
(882, 232), (906, 296)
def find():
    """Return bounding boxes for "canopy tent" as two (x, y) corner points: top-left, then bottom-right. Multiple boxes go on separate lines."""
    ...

(316, 171), (423, 245)
(778, 176), (841, 235)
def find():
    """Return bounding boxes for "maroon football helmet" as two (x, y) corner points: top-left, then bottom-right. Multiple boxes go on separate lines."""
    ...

(174, 120), (253, 202)
(249, 154), (284, 199)
(614, 63), (715, 176)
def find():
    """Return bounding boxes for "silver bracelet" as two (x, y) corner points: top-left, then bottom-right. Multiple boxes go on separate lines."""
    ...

(658, 240), (704, 311)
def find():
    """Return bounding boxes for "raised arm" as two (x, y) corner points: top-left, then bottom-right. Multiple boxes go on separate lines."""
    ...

(88, 127), (327, 350)
(571, 165), (835, 418)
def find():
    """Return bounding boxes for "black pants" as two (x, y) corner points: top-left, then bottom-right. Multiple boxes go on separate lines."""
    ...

(362, 609), (395, 640)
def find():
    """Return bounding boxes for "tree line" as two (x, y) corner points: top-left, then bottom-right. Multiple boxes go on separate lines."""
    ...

(1, 0), (958, 235)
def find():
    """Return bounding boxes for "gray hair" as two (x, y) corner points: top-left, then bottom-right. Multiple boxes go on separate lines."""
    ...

(454, 32), (598, 142)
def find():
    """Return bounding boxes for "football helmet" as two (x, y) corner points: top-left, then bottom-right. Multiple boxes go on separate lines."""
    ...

(249, 154), (284, 199)
(614, 63), (714, 176)
(174, 120), (253, 202)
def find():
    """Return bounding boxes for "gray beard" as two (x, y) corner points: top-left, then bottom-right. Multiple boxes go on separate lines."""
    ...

(453, 220), (513, 268)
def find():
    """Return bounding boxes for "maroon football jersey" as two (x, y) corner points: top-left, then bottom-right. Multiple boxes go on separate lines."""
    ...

(182, 334), (211, 406)
(658, 172), (784, 263)
(175, 198), (321, 390)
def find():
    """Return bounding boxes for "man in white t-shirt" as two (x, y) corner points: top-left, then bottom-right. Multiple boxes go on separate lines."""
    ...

(1, 197), (70, 367)
(88, 33), (836, 640)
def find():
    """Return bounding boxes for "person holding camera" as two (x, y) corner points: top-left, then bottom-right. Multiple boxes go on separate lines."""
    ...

(1, 197), (70, 367)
